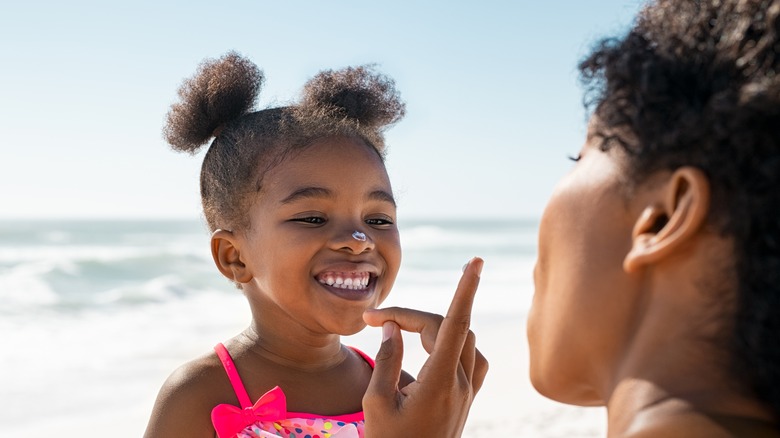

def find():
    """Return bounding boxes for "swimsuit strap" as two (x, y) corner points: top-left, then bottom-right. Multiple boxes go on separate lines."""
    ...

(214, 343), (253, 409)
(349, 346), (376, 369)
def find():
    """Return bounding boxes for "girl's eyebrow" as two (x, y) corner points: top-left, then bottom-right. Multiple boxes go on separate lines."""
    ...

(280, 186), (396, 207)
(368, 189), (397, 207)
(280, 187), (332, 204)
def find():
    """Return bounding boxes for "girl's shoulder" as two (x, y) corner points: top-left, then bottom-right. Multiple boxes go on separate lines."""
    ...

(162, 350), (233, 403)
(144, 350), (234, 437)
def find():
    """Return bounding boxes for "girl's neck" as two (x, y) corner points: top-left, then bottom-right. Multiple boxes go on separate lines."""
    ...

(239, 320), (347, 372)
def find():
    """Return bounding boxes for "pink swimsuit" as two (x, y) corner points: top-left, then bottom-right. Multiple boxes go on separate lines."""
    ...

(211, 343), (374, 438)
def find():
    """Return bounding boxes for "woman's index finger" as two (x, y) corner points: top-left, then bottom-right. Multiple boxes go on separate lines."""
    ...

(426, 257), (483, 374)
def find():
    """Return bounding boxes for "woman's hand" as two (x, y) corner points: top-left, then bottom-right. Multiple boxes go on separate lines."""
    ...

(362, 257), (488, 437)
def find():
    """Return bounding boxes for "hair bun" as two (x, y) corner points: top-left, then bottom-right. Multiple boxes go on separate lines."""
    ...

(163, 51), (264, 153)
(300, 65), (405, 129)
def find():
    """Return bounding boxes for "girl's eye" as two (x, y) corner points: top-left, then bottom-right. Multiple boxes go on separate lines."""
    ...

(365, 217), (394, 227)
(292, 216), (326, 225)
(567, 154), (582, 162)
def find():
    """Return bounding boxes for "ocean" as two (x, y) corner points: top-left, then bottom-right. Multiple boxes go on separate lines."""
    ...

(0, 219), (605, 437)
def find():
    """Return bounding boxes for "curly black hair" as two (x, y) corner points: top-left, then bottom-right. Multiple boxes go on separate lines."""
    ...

(164, 52), (405, 232)
(580, 0), (780, 420)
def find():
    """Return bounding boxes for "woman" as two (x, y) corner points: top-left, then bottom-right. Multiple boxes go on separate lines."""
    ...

(364, 0), (780, 436)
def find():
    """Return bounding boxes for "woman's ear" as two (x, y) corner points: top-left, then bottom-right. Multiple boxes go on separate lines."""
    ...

(623, 167), (711, 273)
(211, 229), (253, 283)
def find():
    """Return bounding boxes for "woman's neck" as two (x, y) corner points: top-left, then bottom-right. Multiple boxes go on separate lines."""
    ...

(606, 377), (775, 437)
(602, 279), (774, 436)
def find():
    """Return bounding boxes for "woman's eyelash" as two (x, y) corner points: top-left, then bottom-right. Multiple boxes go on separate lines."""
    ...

(567, 154), (582, 162)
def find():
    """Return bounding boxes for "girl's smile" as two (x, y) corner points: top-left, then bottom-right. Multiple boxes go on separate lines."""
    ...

(316, 272), (371, 290)
(316, 266), (376, 297)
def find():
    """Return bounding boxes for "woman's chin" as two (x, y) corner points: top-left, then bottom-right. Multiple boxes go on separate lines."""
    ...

(530, 370), (603, 407)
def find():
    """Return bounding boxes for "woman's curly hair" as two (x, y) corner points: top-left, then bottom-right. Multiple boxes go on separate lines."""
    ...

(163, 52), (405, 232)
(580, 0), (780, 420)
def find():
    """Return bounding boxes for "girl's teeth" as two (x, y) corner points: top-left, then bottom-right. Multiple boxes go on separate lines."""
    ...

(317, 272), (371, 290)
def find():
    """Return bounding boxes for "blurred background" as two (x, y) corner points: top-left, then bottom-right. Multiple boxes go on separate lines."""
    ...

(0, 1), (641, 436)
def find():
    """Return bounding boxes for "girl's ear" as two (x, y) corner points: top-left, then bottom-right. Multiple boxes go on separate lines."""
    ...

(211, 229), (253, 283)
(623, 167), (711, 273)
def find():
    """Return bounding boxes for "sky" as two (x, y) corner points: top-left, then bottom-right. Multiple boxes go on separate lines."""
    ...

(0, 0), (642, 220)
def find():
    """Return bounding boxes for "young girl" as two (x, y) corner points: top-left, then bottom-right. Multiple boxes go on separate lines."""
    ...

(144, 53), (413, 438)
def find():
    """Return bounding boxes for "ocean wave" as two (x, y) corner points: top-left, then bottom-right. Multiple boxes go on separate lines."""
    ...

(0, 243), (210, 264)
(0, 261), (60, 307)
(0, 251), (224, 314)
(94, 274), (220, 306)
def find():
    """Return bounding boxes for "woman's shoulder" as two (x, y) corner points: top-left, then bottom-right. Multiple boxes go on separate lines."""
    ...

(708, 414), (780, 438)
(624, 412), (780, 438)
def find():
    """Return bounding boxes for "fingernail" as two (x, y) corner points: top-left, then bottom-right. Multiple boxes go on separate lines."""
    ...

(473, 257), (484, 277)
(463, 257), (484, 277)
(382, 321), (394, 342)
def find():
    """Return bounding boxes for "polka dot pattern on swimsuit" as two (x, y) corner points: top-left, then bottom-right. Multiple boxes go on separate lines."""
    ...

(237, 418), (364, 438)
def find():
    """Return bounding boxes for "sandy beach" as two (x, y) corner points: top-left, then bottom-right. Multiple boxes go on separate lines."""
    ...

(1, 296), (606, 437)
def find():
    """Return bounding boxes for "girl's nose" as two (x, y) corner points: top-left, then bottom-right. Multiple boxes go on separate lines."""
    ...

(332, 228), (374, 254)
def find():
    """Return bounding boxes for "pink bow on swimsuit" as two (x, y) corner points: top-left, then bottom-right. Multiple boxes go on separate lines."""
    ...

(212, 386), (287, 438)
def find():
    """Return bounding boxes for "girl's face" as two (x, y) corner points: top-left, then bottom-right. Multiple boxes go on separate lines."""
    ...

(527, 120), (643, 405)
(239, 136), (401, 336)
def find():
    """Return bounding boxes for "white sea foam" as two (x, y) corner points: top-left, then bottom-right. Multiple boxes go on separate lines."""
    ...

(0, 261), (60, 307)
(96, 274), (207, 305)
(0, 243), (208, 264)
